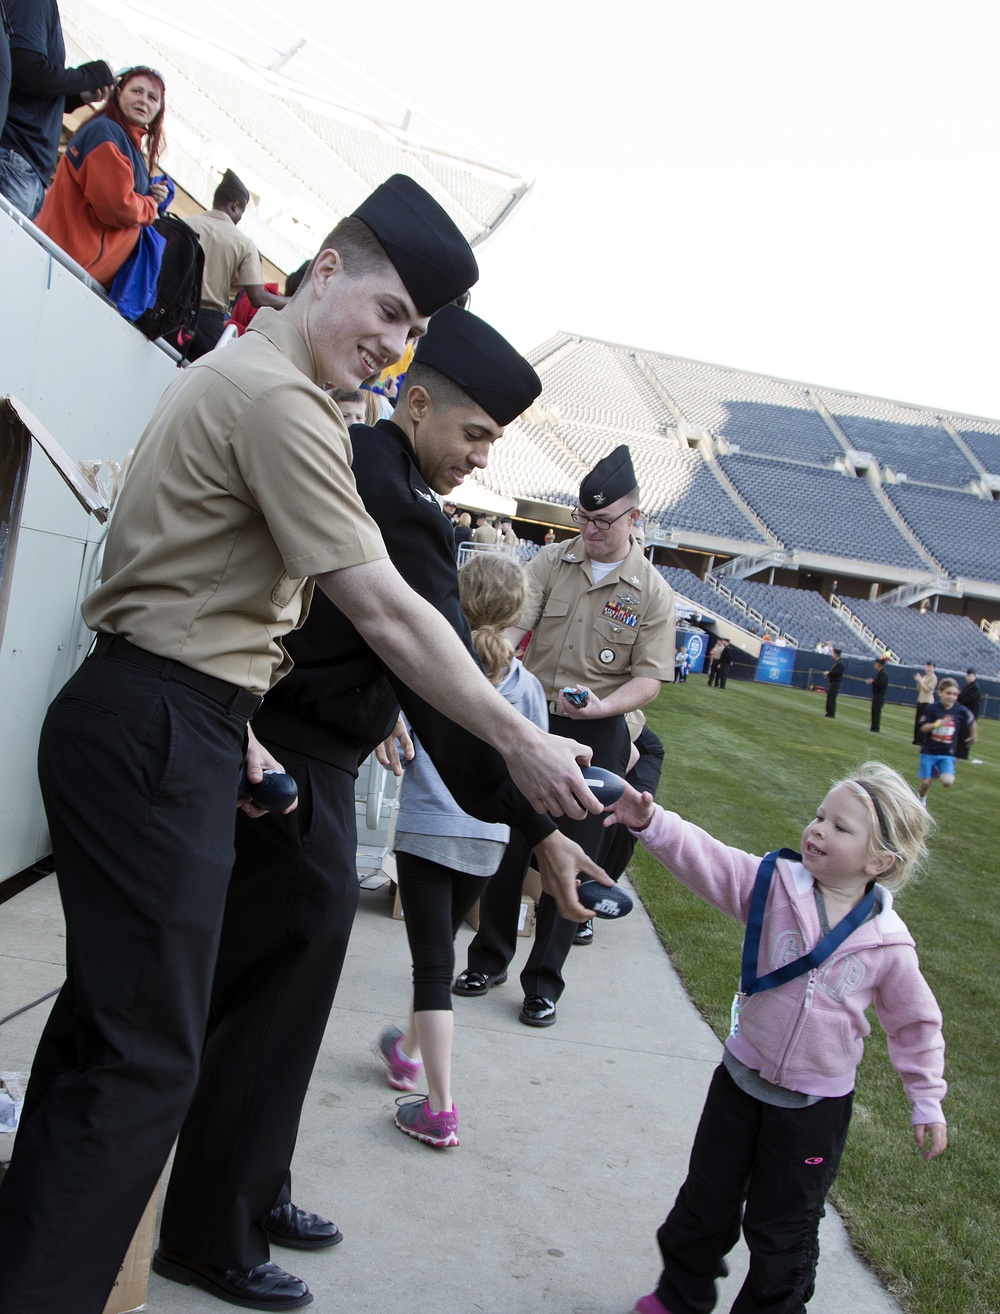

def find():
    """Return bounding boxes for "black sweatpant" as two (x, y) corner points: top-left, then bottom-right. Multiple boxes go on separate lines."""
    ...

(0, 657), (247, 1314)
(654, 1064), (852, 1314)
(395, 851), (485, 1011)
(870, 695), (885, 732)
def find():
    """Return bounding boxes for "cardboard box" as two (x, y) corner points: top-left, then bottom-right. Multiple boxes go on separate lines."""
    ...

(102, 1182), (159, 1314)
(465, 866), (542, 938)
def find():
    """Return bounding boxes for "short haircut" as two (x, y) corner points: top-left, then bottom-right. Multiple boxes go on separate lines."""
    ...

(966, 668), (976, 676)
(294, 216), (394, 298)
(397, 362), (472, 414)
(937, 678), (959, 694)
(837, 762), (933, 894)
(833, 648), (842, 656)
(214, 180), (248, 209)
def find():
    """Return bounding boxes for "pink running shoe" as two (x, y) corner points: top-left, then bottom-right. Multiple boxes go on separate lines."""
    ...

(394, 1096), (460, 1148)
(634, 1294), (672, 1314)
(376, 1026), (422, 1093)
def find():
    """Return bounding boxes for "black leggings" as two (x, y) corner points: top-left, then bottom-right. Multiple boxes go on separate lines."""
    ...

(395, 851), (485, 1011)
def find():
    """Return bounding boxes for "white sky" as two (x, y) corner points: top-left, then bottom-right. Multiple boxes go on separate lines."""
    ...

(145, 0), (1000, 419)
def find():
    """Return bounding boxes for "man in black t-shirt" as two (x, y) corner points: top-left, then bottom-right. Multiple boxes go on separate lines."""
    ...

(956, 669), (982, 760)
(825, 648), (844, 717)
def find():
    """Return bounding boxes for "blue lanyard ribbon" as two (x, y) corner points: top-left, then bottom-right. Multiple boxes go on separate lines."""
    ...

(740, 849), (876, 996)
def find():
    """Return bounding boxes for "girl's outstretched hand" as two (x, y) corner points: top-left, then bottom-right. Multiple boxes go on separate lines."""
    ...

(913, 1123), (948, 1159)
(602, 781), (656, 832)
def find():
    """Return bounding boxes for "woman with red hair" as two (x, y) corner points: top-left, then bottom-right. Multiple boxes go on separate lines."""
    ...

(36, 66), (169, 287)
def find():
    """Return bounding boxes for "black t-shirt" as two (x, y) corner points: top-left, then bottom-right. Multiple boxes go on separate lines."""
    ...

(3, 0), (111, 178)
(917, 700), (973, 758)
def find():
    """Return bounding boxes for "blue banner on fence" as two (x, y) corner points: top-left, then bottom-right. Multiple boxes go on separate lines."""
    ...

(756, 642), (796, 686)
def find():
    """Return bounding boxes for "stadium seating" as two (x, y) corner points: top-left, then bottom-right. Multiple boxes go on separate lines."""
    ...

(949, 420), (1000, 478)
(718, 579), (873, 654)
(642, 356), (842, 464)
(885, 484), (1000, 583)
(818, 392), (978, 489)
(835, 597), (1000, 673)
(655, 567), (757, 631)
(718, 455), (927, 569)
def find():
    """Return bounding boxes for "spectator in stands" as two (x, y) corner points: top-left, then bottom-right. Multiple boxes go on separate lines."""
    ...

(472, 514), (498, 544)
(455, 447), (674, 1028)
(226, 260), (306, 339)
(916, 678), (976, 804)
(913, 661), (937, 744)
(866, 657), (889, 732)
(543, 527), (556, 545)
(184, 169), (288, 360)
(378, 554), (548, 1150)
(499, 517), (518, 546)
(452, 511), (473, 558)
(0, 0), (112, 218)
(956, 669), (982, 760)
(825, 648), (844, 718)
(34, 67), (170, 289)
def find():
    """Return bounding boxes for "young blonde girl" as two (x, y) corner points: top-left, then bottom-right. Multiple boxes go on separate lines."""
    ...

(377, 554), (547, 1148)
(605, 761), (947, 1314)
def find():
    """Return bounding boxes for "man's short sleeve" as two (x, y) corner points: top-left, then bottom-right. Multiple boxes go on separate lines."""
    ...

(519, 548), (554, 631)
(229, 380), (386, 579)
(629, 574), (676, 682)
(236, 237), (264, 291)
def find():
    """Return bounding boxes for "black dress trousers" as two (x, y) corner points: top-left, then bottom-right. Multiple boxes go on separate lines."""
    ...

(467, 713), (630, 1002)
(159, 739), (361, 1269)
(0, 658), (246, 1314)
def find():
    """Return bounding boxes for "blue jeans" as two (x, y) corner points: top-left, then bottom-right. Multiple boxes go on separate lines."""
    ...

(0, 147), (46, 218)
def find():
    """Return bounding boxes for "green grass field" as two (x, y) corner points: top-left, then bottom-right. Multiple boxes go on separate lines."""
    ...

(632, 674), (999, 1314)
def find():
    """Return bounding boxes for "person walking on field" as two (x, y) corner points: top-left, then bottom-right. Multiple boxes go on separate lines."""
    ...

(825, 648), (844, 717)
(912, 660), (937, 744)
(866, 656), (889, 732)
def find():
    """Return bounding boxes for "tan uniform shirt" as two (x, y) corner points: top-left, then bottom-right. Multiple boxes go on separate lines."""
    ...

(83, 309), (388, 693)
(184, 208), (264, 313)
(472, 524), (498, 544)
(519, 536), (675, 704)
(915, 671), (938, 704)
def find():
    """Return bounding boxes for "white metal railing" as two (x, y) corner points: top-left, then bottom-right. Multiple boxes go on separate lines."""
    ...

(705, 575), (798, 647)
(830, 597), (894, 660)
(980, 618), (1000, 644)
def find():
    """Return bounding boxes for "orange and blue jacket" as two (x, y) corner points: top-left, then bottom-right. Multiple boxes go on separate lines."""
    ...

(36, 118), (158, 288)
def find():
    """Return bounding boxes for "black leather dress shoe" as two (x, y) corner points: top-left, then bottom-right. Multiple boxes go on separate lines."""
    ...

(264, 1202), (343, 1250)
(452, 968), (508, 996)
(519, 995), (557, 1027)
(152, 1246), (313, 1310)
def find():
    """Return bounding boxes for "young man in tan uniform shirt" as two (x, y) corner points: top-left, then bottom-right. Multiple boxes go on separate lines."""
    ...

(0, 176), (606, 1314)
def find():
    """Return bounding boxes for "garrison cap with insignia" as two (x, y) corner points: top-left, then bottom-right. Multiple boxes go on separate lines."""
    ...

(579, 444), (637, 511)
(351, 175), (479, 316)
(413, 305), (541, 425)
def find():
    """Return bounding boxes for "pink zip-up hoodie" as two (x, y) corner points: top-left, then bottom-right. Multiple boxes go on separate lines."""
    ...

(634, 807), (946, 1125)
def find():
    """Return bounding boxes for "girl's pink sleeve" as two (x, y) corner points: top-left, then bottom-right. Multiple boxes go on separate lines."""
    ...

(631, 806), (761, 923)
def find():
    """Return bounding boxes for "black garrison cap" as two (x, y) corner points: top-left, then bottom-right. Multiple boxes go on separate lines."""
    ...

(412, 304), (541, 425)
(217, 169), (250, 203)
(352, 175), (479, 316)
(579, 444), (637, 510)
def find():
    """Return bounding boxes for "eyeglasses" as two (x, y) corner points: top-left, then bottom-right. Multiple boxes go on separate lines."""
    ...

(570, 506), (637, 532)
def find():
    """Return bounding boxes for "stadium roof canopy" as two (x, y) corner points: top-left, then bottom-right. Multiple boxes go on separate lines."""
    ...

(60, 0), (530, 273)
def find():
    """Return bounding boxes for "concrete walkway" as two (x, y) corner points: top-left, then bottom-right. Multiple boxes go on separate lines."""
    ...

(0, 871), (901, 1314)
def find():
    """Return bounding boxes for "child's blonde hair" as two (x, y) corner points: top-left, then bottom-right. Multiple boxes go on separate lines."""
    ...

(834, 761), (934, 893)
(936, 677), (959, 695)
(458, 553), (526, 685)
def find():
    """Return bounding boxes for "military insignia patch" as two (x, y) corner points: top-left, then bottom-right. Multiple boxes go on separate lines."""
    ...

(599, 648), (615, 664)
